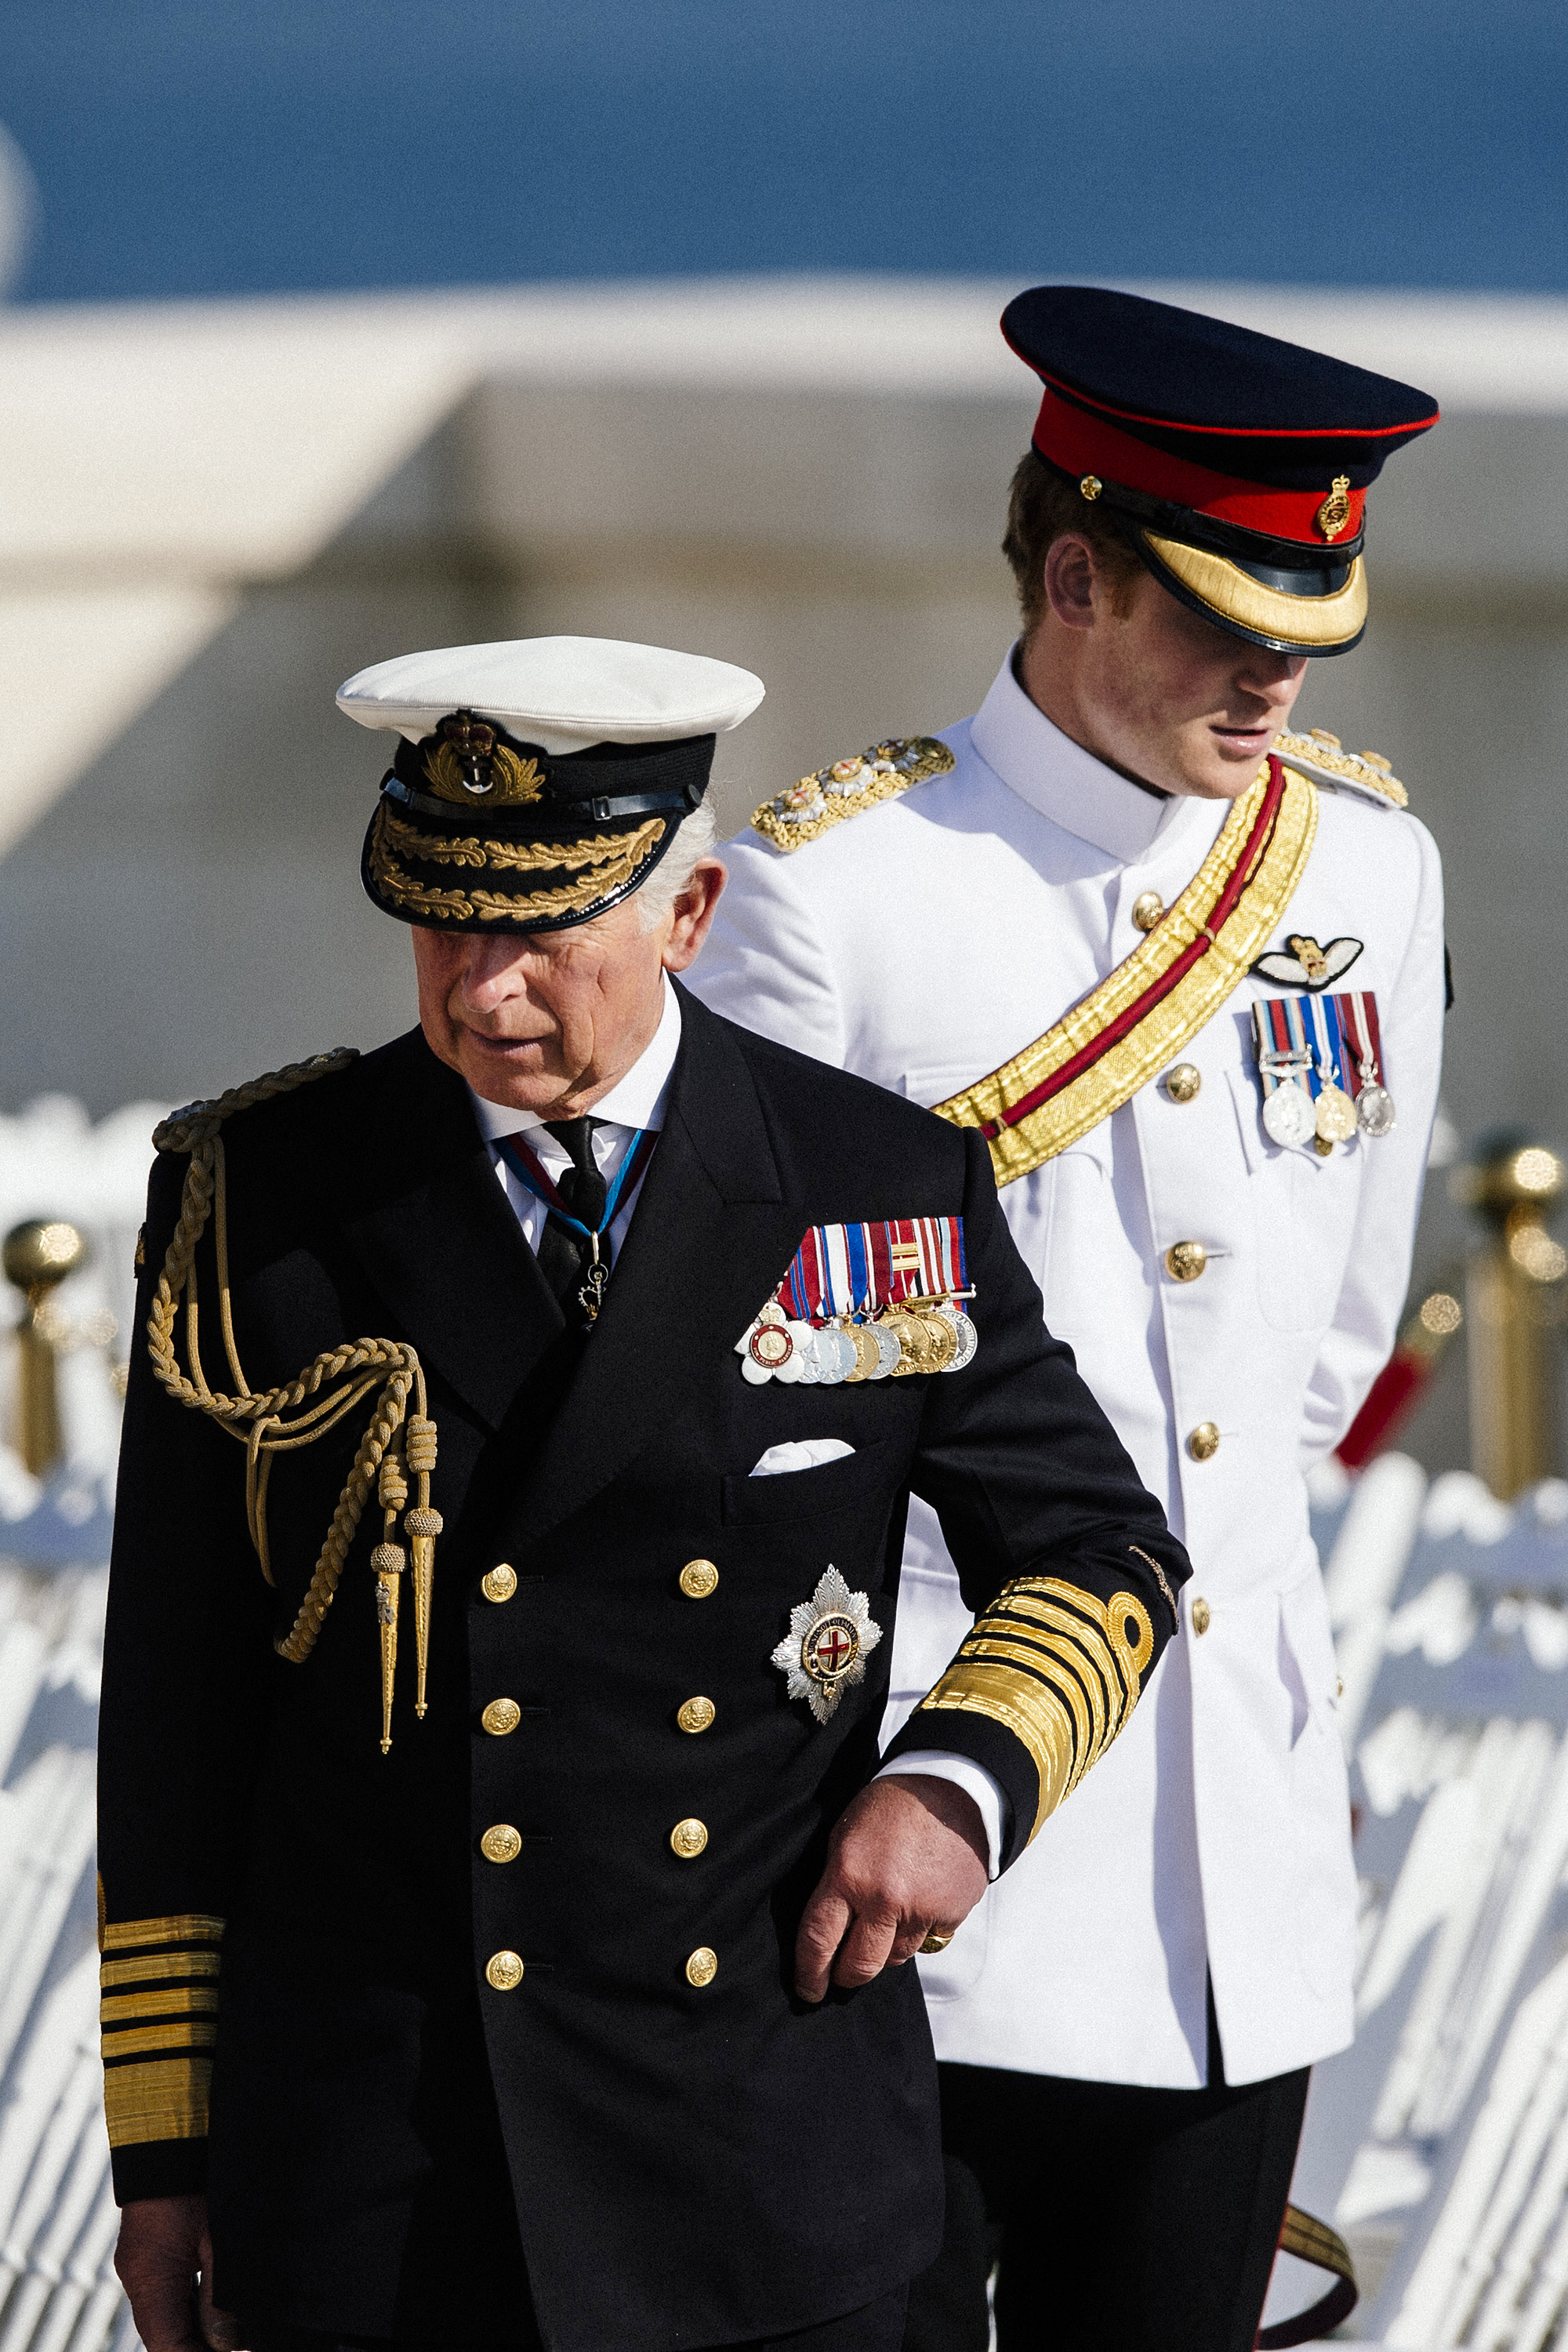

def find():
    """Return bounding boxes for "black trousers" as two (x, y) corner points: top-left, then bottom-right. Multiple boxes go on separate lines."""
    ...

(241, 2283), (909, 2352)
(903, 2049), (1308, 2352)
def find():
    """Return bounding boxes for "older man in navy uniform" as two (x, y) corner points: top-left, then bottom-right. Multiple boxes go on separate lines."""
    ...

(98, 637), (1189, 2352)
(691, 294), (1446, 2349)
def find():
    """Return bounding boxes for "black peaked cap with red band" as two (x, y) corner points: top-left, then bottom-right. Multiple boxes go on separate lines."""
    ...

(1002, 286), (1440, 656)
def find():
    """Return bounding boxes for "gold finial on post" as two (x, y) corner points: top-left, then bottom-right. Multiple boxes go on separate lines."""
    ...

(3, 1221), (87, 1477)
(1452, 1135), (1566, 1500)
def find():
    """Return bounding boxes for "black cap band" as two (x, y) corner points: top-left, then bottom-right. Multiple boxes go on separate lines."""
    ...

(389, 721), (715, 818)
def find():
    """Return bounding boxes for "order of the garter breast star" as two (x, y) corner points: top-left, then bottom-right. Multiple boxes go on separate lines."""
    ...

(772, 1566), (884, 1725)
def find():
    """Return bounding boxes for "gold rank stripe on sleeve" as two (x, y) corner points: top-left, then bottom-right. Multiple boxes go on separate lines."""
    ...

(99, 1913), (224, 2150)
(932, 757), (1317, 1186)
(915, 1579), (1155, 1843)
(750, 738), (956, 851)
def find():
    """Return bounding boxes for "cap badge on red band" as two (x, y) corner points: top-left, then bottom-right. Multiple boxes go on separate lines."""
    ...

(1315, 477), (1353, 543)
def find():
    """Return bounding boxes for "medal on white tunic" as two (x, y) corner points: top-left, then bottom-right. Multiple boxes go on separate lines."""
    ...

(1338, 987), (1397, 1135)
(1253, 989), (1392, 1152)
(1261, 1065), (1318, 1147)
(1302, 992), (1362, 1143)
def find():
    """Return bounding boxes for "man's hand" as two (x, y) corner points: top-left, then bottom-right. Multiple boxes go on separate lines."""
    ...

(794, 1773), (990, 2004)
(114, 2194), (241, 2352)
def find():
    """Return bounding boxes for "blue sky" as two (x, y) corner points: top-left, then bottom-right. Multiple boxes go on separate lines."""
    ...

(3, 0), (1566, 301)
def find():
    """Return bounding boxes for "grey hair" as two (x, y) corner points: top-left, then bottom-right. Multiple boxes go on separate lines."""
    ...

(633, 800), (722, 931)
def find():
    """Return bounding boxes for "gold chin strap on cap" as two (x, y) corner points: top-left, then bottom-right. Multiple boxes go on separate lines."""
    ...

(146, 1049), (441, 1752)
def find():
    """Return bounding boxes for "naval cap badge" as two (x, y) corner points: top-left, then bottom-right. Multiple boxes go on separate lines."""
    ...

(772, 1566), (884, 1725)
(423, 710), (546, 807)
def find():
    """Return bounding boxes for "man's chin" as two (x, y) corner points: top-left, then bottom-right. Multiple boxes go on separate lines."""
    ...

(1174, 734), (1276, 800)
(456, 1033), (561, 1107)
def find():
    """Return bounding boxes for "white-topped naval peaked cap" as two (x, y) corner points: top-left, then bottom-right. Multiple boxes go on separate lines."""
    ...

(336, 635), (764, 757)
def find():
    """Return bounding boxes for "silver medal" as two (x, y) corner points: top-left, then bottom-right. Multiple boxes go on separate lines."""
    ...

(786, 1320), (819, 1383)
(813, 1327), (856, 1385)
(942, 1308), (979, 1371)
(1262, 1080), (1317, 1148)
(1357, 1083), (1396, 1138)
(869, 1325), (900, 1380)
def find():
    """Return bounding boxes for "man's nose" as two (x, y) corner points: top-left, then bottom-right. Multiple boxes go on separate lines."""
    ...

(1234, 652), (1307, 699)
(458, 946), (527, 1010)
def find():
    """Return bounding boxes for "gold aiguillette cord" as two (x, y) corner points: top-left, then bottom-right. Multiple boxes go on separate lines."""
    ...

(146, 1050), (444, 1751)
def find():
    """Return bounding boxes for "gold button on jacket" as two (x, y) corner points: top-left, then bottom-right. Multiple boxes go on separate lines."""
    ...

(481, 1698), (521, 1737)
(679, 1559), (719, 1599)
(481, 1564), (517, 1602)
(1132, 890), (1164, 932)
(1164, 1241), (1207, 1283)
(485, 1951), (524, 1991)
(670, 1818), (709, 1859)
(677, 1696), (716, 1734)
(1187, 1422), (1221, 1461)
(481, 1824), (523, 1864)
(1163, 1062), (1202, 1103)
(685, 1947), (718, 1987)
(1191, 1599), (1212, 1636)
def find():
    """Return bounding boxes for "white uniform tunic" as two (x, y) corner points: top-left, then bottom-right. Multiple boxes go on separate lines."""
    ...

(688, 653), (1446, 2089)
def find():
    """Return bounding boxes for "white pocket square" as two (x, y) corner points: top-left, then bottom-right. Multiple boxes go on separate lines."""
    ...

(749, 1439), (856, 1478)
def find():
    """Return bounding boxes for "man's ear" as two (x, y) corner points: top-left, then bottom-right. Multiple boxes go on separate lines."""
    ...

(662, 857), (728, 973)
(1041, 533), (1100, 632)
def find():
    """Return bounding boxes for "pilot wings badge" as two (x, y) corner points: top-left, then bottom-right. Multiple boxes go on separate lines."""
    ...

(772, 1566), (884, 1725)
(1251, 933), (1364, 990)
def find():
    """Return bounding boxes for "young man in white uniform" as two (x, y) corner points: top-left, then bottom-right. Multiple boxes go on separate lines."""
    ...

(688, 287), (1446, 2351)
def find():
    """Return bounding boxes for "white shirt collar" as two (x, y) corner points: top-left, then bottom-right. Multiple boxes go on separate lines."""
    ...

(968, 651), (1174, 864)
(467, 978), (683, 1142)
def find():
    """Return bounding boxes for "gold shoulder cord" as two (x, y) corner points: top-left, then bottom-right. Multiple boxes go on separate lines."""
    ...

(146, 1049), (440, 1753)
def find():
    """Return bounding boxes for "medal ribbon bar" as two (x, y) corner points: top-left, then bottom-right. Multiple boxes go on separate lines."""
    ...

(1254, 990), (1384, 1108)
(1336, 988), (1385, 1092)
(775, 1216), (968, 1324)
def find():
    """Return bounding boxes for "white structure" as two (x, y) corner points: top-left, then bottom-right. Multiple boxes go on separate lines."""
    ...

(1276, 1458), (1568, 2343)
(0, 1566), (132, 2352)
(0, 274), (1566, 1152)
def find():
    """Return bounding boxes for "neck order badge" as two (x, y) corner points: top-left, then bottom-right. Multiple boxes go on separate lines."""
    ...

(497, 1130), (658, 1322)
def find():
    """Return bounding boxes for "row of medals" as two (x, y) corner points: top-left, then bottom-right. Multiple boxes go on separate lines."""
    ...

(1261, 1051), (1396, 1150)
(743, 1298), (978, 1387)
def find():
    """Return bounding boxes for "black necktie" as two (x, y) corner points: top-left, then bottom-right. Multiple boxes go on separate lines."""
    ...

(536, 1116), (610, 1321)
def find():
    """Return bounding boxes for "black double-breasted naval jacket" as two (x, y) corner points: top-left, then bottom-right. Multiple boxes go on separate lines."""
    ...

(98, 989), (1189, 2350)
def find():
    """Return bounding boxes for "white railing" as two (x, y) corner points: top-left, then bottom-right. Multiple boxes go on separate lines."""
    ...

(0, 1568), (135, 2352)
(1298, 1457), (1568, 2346)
